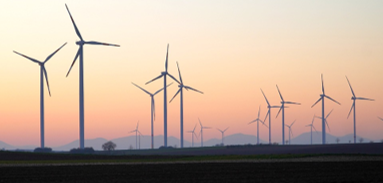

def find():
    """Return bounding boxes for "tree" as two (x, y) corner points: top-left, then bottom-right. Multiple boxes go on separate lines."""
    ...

(359, 138), (364, 143)
(336, 138), (340, 144)
(102, 141), (116, 151)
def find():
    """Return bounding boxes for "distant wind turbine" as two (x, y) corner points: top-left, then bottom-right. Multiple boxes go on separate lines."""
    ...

(261, 89), (281, 144)
(276, 85), (300, 145)
(65, 4), (120, 149)
(285, 120), (296, 145)
(145, 44), (180, 147)
(129, 121), (140, 149)
(311, 74), (341, 145)
(187, 124), (198, 147)
(315, 109), (334, 137)
(305, 115), (318, 145)
(199, 118), (211, 147)
(248, 106), (266, 145)
(132, 82), (172, 149)
(217, 127), (229, 145)
(170, 62), (203, 148)
(13, 43), (67, 149)
(346, 76), (374, 144)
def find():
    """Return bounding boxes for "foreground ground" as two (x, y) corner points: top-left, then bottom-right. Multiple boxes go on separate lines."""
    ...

(1, 144), (383, 182)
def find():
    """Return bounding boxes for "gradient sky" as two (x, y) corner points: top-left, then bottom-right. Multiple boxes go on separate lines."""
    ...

(1, 1), (383, 147)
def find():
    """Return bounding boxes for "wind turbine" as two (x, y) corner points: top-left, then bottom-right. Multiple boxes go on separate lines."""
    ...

(145, 44), (180, 147)
(305, 115), (318, 145)
(13, 43), (67, 149)
(187, 124), (198, 147)
(199, 118), (211, 147)
(315, 109), (334, 140)
(248, 106), (266, 145)
(285, 120), (296, 145)
(132, 82), (172, 149)
(312, 74), (341, 145)
(65, 4), (120, 149)
(217, 127), (229, 145)
(276, 85), (300, 145)
(261, 89), (281, 144)
(346, 76), (374, 144)
(129, 121), (140, 149)
(169, 62), (203, 148)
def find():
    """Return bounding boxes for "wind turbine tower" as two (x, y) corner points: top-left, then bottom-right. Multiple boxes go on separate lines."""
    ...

(276, 85), (300, 145)
(315, 109), (334, 140)
(199, 118), (211, 147)
(217, 127), (229, 145)
(132, 82), (172, 149)
(248, 106), (266, 145)
(13, 43), (67, 148)
(146, 44), (180, 147)
(129, 121), (140, 149)
(170, 62), (203, 148)
(187, 124), (198, 147)
(305, 115), (318, 145)
(65, 4), (120, 149)
(261, 89), (280, 144)
(312, 74), (341, 145)
(346, 76), (374, 144)
(284, 120), (296, 145)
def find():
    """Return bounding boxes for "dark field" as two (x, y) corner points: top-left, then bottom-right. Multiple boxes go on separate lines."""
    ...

(1, 143), (383, 182)
(1, 161), (383, 182)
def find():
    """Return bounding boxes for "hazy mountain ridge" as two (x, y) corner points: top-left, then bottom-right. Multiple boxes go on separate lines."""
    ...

(1, 132), (378, 151)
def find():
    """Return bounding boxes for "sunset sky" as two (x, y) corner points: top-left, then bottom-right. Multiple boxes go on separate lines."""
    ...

(1, 1), (383, 147)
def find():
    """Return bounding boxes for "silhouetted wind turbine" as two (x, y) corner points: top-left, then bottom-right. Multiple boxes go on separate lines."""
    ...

(129, 121), (140, 149)
(132, 82), (172, 149)
(315, 109), (333, 139)
(217, 127), (229, 145)
(261, 89), (281, 144)
(170, 62), (203, 148)
(13, 43), (67, 149)
(312, 74), (340, 144)
(276, 85), (300, 145)
(346, 76), (374, 144)
(187, 124), (198, 147)
(285, 120), (296, 145)
(199, 118), (211, 147)
(145, 44), (180, 147)
(65, 4), (120, 149)
(305, 115), (318, 145)
(248, 106), (266, 145)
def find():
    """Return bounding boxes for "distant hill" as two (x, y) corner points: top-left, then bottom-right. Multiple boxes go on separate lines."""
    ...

(0, 141), (14, 150)
(290, 132), (374, 145)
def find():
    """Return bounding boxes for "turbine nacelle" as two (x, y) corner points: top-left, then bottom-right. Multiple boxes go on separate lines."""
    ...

(76, 40), (85, 45)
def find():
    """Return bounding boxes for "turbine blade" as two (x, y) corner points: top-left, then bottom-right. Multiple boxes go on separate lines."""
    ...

(260, 90), (271, 108)
(42, 66), (51, 96)
(65, 4), (83, 41)
(13, 51), (41, 64)
(257, 105), (261, 118)
(276, 106), (282, 118)
(165, 44), (169, 72)
(169, 88), (181, 103)
(153, 83), (173, 95)
(198, 118), (202, 127)
(326, 109), (334, 119)
(132, 82), (152, 95)
(45, 42), (67, 62)
(264, 110), (270, 122)
(224, 127), (229, 132)
(193, 123), (197, 131)
(276, 85), (284, 101)
(325, 95), (341, 105)
(145, 74), (163, 85)
(311, 115), (315, 124)
(321, 74), (325, 94)
(248, 119), (257, 125)
(136, 121), (139, 130)
(312, 125), (318, 133)
(356, 97), (374, 101)
(378, 117), (383, 121)
(184, 86), (203, 94)
(347, 102), (354, 119)
(311, 98), (322, 108)
(66, 47), (81, 77)
(176, 61), (183, 84)
(291, 120), (296, 126)
(85, 41), (119, 47)
(345, 76), (356, 97)
(167, 73), (181, 84)
(285, 101), (301, 105)
(325, 119), (331, 132)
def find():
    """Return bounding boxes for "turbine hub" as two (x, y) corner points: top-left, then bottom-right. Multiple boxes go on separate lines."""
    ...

(161, 71), (166, 75)
(76, 40), (84, 45)
(351, 97), (356, 100)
